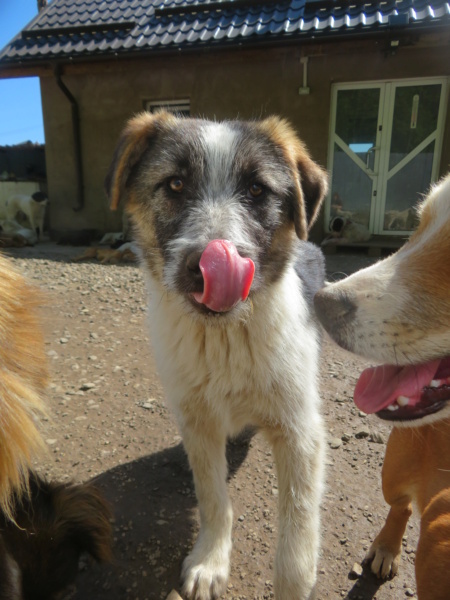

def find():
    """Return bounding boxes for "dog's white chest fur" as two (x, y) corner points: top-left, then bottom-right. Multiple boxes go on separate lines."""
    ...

(145, 266), (319, 433)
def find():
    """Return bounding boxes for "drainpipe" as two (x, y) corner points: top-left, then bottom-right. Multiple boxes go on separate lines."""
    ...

(54, 66), (84, 211)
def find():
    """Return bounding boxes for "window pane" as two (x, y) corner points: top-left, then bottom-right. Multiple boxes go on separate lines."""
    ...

(335, 88), (380, 148)
(389, 85), (440, 170)
(331, 144), (372, 228)
(384, 142), (434, 231)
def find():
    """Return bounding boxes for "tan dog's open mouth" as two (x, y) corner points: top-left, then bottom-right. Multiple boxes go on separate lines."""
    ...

(354, 357), (450, 421)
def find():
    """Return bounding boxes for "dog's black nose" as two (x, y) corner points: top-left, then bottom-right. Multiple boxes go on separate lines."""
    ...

(185, 250), (204, 284)
(314, 288), (357, 335)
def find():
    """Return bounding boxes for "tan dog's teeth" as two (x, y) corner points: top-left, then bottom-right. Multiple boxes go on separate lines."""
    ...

(430, 379), (441, 388)
(397, 396), (410, 407)
(387, 404), (399, 411)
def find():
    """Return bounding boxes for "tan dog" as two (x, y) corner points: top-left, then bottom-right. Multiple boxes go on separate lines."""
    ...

(72, 242), (138, 264)
(314, 174), (450, 599)
(106, 111), (328, 600)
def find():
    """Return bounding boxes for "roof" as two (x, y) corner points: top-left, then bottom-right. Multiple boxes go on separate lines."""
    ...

(1, 0), (449, 65)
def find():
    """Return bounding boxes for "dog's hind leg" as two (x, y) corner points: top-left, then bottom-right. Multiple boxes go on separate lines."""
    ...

(180, 415), (232, 600)
(265, 419), (325, 600)
(415, 489), (450, 600)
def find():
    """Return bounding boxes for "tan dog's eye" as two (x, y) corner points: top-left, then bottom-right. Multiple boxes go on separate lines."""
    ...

(248, 183), (263, 198)
(169, 178), (184, 193)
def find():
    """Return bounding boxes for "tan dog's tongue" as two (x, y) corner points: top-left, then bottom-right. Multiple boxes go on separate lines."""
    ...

(354, 360), (441, 413)
(192, 240), (255, 312)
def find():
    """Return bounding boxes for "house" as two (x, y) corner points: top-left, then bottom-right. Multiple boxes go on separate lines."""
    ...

(0, 0), (449, 244)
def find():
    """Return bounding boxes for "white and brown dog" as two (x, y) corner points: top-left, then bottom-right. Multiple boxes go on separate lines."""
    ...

(106, 111), (328, 600)
(0, 192), (48, 240)
(315, 175), (450, 599)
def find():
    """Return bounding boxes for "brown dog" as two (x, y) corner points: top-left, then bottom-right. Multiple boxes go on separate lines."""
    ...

(0, 253), (113, 598)
(72, 243), (138, 264)
(0, 472), (113, 599)
(314, 174), (450, 599)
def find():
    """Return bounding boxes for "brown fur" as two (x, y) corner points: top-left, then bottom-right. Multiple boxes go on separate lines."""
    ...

(72, 246), (137, 264)
(0, 254), (48, 519)
(368, 423), (450, 600)
(259, 117), (327, 237)
(107, 111), (176, 212)
(0, 473), (113, 599)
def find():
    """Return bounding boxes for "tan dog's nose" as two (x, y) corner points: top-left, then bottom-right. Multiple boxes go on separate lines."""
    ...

(314, 287), (357, 343)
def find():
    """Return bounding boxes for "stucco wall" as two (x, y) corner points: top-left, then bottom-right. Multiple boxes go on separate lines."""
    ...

(39, 34), (450, 240)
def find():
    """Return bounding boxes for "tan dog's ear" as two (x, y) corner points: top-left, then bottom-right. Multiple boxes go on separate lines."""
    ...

(105, 111), (175, 210)
(260, 117), (328, 240)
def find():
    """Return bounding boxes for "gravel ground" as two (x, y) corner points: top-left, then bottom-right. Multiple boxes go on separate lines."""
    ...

(3, 243), (418, 600)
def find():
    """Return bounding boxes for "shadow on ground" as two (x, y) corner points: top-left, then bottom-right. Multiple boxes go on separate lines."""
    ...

(344, 563), (391, 600)
(73, 430), (255, 600)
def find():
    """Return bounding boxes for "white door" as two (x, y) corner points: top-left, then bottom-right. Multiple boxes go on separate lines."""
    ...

(327, 78), (448, 235)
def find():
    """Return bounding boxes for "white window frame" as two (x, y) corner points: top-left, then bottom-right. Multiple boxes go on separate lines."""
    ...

(326, 77), (448, 236)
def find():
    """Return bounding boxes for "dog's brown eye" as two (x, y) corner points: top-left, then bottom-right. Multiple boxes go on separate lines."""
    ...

(248, 183), (263, 198)
(169, 178), (184, 193)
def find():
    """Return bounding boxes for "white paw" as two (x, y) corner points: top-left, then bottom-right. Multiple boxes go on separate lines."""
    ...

(182, 547), (230, 600)
(366, 543), (400, 579)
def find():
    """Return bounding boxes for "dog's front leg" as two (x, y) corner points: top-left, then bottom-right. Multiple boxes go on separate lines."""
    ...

(265, 421), (325, 600)
(180, 414), (232, 600)
(28, 212), (38, 238)
(366, 428), (415, 579)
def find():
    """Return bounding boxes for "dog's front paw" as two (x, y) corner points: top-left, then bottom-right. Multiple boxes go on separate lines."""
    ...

(181, 547), (230, 600)
(365, 541), (400, 579)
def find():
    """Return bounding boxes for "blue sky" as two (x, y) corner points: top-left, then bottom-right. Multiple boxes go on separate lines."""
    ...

(0, 0), (50, 145)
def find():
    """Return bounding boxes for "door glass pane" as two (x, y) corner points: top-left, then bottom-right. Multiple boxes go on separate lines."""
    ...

(330, 144), (372, 228)
(330, 88), (380, 230)
(389, 85), (441, 170)
(335, 88), (380, 149)
(384, 141), (434, 231)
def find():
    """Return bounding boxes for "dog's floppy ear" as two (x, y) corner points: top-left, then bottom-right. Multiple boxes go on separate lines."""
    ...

(105, 110), (175, 211)
(31, 191), (48, 203)
(295, 147), (328, 235)
(54, 481), (113, 563)
(260, 117), (328, 240)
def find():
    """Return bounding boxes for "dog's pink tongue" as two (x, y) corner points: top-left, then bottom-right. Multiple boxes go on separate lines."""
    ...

(354, 360), (441, 414)
(193, 240), (255, 312)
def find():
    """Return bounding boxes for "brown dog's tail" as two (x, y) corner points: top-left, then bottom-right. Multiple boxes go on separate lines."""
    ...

(0, 254), (48, 520)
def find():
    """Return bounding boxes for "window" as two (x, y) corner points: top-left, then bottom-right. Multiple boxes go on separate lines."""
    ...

(144, 99), (190, 116)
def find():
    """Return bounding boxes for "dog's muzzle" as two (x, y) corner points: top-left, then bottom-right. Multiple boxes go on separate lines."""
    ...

(188, 239), (255, 313)
(314, 287), (357, 348)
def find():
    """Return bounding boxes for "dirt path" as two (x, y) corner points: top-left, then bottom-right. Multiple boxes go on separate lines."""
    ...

(6, 245), (418, 600)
